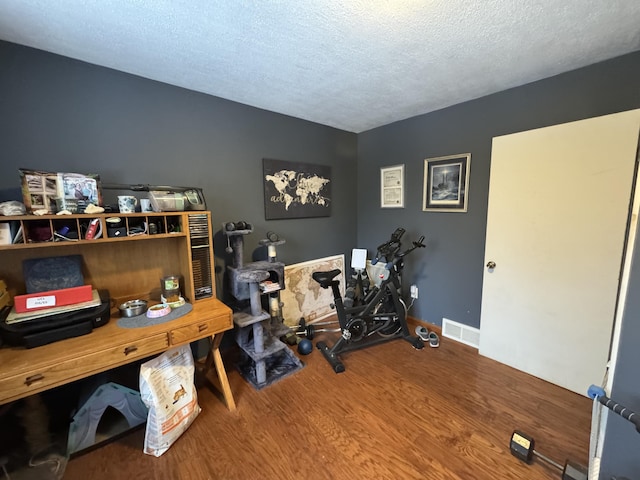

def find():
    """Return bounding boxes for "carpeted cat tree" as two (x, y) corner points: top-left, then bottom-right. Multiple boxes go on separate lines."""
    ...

(225, 225), (303, 389)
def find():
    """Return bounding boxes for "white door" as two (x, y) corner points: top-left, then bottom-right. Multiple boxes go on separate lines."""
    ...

(479, 110), (640, 395)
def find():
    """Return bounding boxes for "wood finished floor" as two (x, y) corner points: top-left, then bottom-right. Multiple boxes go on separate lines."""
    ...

(63, 330), (591, 480)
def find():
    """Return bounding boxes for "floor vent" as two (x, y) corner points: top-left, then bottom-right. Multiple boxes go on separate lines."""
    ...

(442, 318), (480, 349)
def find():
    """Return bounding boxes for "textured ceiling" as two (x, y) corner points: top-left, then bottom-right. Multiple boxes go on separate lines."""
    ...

(1, 1), (639, 133)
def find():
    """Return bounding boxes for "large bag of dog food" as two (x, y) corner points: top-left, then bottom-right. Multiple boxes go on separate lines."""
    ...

(139, 345), (201, 457)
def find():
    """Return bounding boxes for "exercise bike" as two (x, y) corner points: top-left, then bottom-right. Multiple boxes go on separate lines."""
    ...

(312, 227), (426, 373)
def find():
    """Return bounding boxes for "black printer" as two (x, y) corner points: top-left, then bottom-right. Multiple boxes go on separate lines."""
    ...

(0, 289), (111, 348)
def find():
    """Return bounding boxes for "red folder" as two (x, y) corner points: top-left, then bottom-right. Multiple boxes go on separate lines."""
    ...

(14, 285), (93, 313)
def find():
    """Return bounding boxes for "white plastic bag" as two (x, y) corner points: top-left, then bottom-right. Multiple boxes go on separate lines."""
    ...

(139, 345), (201, 457)
(0, 200), (26, 216)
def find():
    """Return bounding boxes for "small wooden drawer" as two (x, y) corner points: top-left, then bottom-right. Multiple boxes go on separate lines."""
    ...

(0, 333), (169, 404)
(170, 314), (230, 345)
(99, 332), (170, 366)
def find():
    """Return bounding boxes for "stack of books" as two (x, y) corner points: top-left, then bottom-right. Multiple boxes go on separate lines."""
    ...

(259, 280), (281, 293)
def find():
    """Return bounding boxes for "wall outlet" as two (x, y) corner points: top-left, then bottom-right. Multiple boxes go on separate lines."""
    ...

(410, 284), (418, 299)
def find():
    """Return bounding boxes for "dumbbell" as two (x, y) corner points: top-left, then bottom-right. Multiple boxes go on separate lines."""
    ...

(281, 330), (301, 346)
(281, 320), (321, 343)
(510, 430), (587, 480)
(296, 318), (340, 340)
(280, 330), (313, 355)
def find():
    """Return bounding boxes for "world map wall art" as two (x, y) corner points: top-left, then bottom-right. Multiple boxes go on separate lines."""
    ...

(263, 158), (332, 220)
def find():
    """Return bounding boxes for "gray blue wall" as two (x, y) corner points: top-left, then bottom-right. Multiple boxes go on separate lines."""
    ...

(357, 50), (640, 479)
(357, 51), (640, 330)
(0, 41), (358, 274)
(2, 40), (639, 477)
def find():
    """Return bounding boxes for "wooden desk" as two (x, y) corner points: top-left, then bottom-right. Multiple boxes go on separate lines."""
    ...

(0, 298), (236, 410)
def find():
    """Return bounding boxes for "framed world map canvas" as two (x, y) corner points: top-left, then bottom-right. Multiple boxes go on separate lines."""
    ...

(280, 254), (345, 328)
(263, 158), (332, 219)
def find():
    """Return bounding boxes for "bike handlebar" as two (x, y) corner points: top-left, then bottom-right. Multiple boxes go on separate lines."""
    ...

(371, 230), (425, 269)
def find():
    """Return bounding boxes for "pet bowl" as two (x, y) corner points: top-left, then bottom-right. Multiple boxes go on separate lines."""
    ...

(119, 299), (148, 317)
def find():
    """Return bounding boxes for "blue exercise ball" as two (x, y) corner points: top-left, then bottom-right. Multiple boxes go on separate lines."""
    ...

(298, 339), (313, 355)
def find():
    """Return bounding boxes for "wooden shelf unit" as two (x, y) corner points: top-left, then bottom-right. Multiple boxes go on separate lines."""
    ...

(0, 211), (236, 410)
(1, 212), (207, 303)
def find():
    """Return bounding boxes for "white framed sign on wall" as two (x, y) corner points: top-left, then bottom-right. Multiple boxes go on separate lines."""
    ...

(380, 164), (404, 208)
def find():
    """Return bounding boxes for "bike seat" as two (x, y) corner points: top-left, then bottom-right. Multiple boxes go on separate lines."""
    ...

(312, 269), (342, 288)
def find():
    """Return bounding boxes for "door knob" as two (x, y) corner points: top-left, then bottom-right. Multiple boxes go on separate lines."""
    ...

(486, 261), (496, 269)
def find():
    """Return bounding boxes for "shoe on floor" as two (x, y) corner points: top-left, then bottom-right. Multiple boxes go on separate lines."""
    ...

(428, 331), (440, 348)
(415, 325), (429, 341)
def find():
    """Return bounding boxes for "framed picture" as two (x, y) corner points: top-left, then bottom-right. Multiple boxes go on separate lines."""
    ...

(19, 168), (103, 214)
(263, 158), (331, 220)
(423, 153), (471, 212)
(380, 164), (404, 208)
